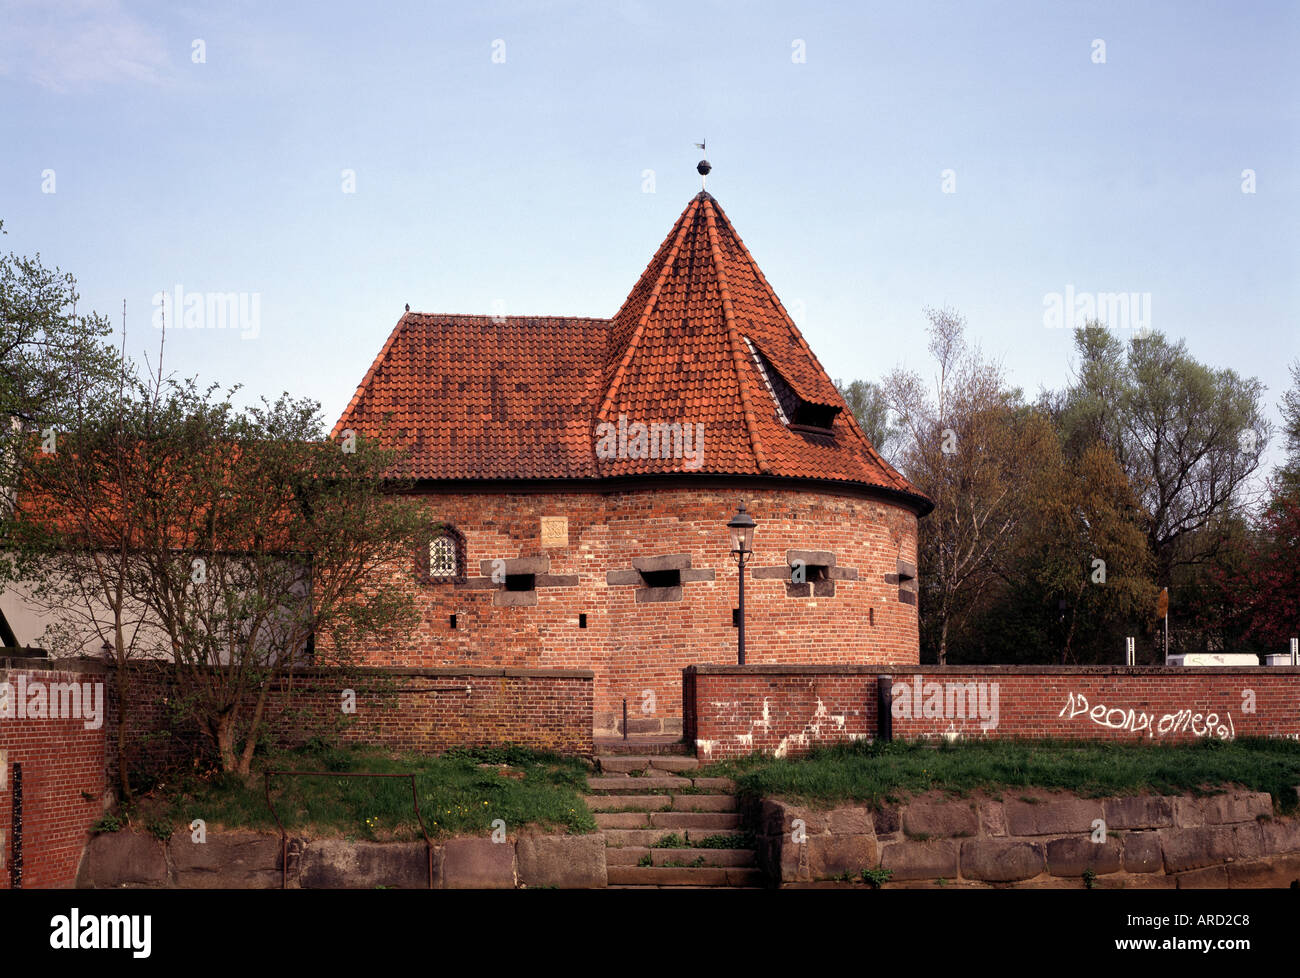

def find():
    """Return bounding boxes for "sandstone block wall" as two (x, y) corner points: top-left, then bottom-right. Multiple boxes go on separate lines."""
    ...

(758, 789), (1300, 888)
(75, 829), (607, 889)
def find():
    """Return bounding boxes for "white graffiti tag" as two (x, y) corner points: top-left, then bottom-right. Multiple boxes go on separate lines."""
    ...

(1058, 692), (1234, 740)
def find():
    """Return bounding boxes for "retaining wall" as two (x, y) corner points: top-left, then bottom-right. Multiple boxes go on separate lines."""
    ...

(757, 789), (1300, 888)
(687, 664), (1300, 759)
(75, 829), (606, 889)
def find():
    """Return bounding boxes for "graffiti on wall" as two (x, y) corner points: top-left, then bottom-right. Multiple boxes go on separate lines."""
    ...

(1059, 692), (1235, 740)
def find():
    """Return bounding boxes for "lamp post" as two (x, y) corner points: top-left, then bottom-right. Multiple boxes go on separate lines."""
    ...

(727, 503), (756, 665)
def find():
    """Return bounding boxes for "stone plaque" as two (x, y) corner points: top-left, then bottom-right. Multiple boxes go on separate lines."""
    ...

(540, 516), (568, 548)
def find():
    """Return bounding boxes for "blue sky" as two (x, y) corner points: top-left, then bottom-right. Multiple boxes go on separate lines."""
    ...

(2, 0), (1296, 474)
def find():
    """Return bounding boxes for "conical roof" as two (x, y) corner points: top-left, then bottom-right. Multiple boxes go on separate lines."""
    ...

(593, 191), (923, 501)
(333, 190), (929, 513)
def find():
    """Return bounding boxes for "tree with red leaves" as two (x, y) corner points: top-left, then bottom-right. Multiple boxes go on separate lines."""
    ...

(1242, 492), (1300, 650)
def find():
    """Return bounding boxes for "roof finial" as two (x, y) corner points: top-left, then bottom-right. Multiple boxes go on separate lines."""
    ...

(695, 139), (711, 192)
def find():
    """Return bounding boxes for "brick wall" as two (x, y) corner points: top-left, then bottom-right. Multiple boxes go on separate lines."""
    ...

(687, 665), (1300, 759)
(355, 484), (921, 737)
(96, 662), (594, 782)
(0, 662), (108, 888)
(1, 656), (589, 889)
(266, 667), (594, 755)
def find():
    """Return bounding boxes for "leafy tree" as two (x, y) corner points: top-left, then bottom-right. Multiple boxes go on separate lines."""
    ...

(1278, 358), (1300, 497)
(1017, 439), (1156, 663)
(4, 361), (165, 798)
(1178, 514), (1259, 653)
(1240, 494), (1300, 650)
(835, 378), (901, 463)
(7, 366), (428, 776)
(120, 379), (427, 775)
(0, 219), (119, 506)
(1060, 324), (1269, 588)
(0, 220), (140, 790)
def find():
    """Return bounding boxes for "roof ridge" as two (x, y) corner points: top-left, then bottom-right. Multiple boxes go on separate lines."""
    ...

(596, 195), (700, 421)
(711, 199), (837, 404)
(404, 312), (610, 324)
(330, 311), (408, 440)
(702, 196), (769, 474)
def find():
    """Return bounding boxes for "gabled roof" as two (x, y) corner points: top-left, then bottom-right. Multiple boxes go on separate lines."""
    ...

(333, 191), (930, 513)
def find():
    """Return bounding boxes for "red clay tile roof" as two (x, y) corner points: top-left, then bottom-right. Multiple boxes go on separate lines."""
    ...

(332, 314), (609, 481)
(333, 192), (929, 512)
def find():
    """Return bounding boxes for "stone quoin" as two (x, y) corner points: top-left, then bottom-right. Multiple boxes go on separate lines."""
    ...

(334, 180), (932, 737)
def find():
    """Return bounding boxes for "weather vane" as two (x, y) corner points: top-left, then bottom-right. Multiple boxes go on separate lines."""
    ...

(695, 139), (711, 191)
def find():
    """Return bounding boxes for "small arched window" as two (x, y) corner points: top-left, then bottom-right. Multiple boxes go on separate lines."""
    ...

(429, 535), (457, 579)
(417, 525), (465, 584)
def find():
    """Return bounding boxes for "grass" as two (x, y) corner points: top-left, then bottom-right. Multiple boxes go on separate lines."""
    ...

(693, 832), (754, 849)
(144, 742), (596, 841)
(695, 737), (1300, 813)
(861, 867), (893, 888)
(649, 832), (690, 849)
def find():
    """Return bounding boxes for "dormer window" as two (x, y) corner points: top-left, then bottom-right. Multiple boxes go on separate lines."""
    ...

(789, 401), (839, 433)
(745, 338), (840, 435)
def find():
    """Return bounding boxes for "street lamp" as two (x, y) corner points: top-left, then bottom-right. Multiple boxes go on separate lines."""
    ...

(727, 503), (757, 665)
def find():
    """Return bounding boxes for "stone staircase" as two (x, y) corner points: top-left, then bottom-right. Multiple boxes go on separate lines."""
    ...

(585, 749), (764, 888)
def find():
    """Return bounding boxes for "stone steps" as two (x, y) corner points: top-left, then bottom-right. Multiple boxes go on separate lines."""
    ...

(584, 793), (737, 814)
(605, 847), (756, 868)
(586, 776), (735, 794)
(595, 811), (741, 831)
(588, 776), (693, 793)
(601, 826), (745, 847)
(589, 749), (761, 887)
(594, 737), (693, 756)
(606, 865), (765, 887)
(597, 755), (699, 774)
(585, 794), (674, 812)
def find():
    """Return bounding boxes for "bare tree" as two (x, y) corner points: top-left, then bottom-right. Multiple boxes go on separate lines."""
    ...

(883, 307), (1056, 664)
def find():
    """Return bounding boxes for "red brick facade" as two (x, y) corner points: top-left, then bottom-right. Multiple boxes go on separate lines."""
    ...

(269, 667), (594, 755)
(686, 664), (1300, 759)
(356, 483), (920, 737)
(0, 664), (107, 888)
(105, 661), (595, 779)
(331, 189), (934, 738)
